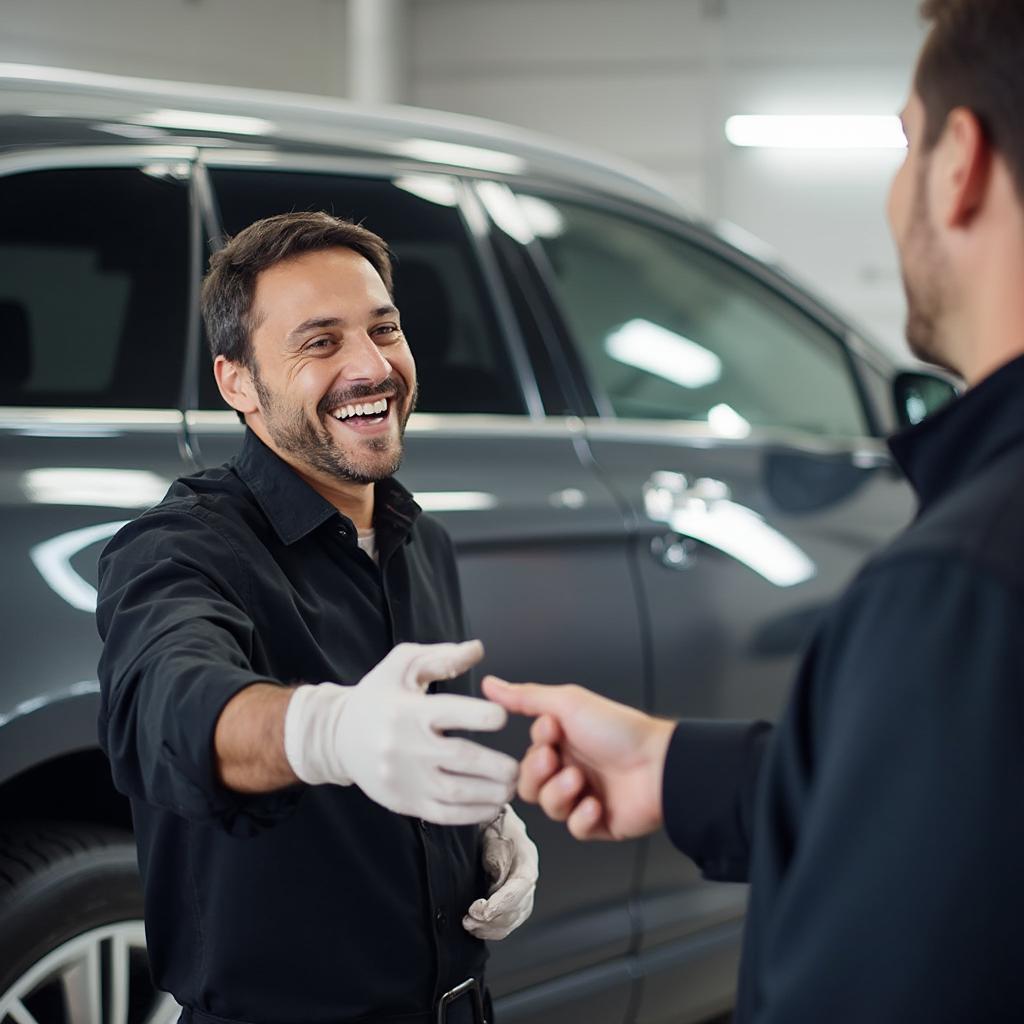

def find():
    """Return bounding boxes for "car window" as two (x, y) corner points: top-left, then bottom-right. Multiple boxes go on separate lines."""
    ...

(201, 171), (526, 416)
(522, 195), (867, 438)
(0, 167), (190, 408)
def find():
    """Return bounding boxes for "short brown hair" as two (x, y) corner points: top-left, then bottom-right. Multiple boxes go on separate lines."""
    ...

(201, 211), (394, 368)
(916, 0), (1024, 198)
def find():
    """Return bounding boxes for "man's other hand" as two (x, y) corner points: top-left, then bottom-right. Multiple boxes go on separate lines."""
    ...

(463, 804), (538, 940)
(482, 677), (674, 841)
(285, 641), (519, 825)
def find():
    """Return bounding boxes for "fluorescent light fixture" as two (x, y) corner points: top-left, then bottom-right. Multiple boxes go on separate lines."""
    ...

(394, 138), (526, 175)
(605, 320), (722, 389)
(131, 109), (275, 136)
(708, 403), (751, 439)
(392, 175), (460, 207)
(725, 115), (907, 150)
(22, 468), (171, 508)
(413, 491), (498, 512)
(30, 520), (130, 612)
(475, 181), (535, 245)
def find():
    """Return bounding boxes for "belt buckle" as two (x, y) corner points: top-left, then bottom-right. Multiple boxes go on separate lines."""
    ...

(436, 977), (486, 1024)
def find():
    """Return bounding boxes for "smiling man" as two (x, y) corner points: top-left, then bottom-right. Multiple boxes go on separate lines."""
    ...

(97, 212), (537, 1024)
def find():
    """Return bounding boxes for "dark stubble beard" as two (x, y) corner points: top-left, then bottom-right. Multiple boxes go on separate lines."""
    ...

(900, 160), (957, 373)
(252, 364), (418, 485)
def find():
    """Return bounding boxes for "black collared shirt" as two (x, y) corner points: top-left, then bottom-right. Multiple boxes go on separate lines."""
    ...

(663, 354), (1024, 1022)
(97, 429), (488, 1024)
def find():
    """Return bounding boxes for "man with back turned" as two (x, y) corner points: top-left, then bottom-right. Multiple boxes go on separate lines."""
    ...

(487, 2), (1024, 1020)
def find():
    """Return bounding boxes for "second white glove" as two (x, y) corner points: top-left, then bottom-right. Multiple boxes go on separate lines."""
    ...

(463, 804), (539, 940)
(284, 641), (519, 825)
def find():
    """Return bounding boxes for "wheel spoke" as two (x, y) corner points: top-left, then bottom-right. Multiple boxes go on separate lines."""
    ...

(6, 999), (43, 1024)
(108, 933), (130, 1024)
(61, 938), (103, 1024)
(141, 991), (182, 1024)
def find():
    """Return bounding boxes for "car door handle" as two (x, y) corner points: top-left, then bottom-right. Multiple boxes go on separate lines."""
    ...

(642, 471), (816, 588)
(644, 473), (730, 572)
(643, 471), (731, 519)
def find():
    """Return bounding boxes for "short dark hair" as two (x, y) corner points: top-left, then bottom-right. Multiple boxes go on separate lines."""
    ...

(201, 211), (394, 368)
(916, 0), (1024, 199)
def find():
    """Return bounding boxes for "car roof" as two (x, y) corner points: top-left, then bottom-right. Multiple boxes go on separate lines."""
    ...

(0, 62), (686, 215)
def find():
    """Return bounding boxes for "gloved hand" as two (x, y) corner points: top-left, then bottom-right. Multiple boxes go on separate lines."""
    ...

(463, 804), (538, 940)
(284, 641), (519, 825)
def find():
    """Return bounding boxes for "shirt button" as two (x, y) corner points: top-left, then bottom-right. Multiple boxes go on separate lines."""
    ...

(435, 908), (446, 931)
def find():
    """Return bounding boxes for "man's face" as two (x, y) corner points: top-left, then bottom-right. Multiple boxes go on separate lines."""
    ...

(246, 247), (417, 486)
(887, 92), (956, 371)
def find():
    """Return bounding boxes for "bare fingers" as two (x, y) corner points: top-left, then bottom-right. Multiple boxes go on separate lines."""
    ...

(566, 795), (610, 840)
(519, 743), (560, 802)
(537, 764), (586, 822)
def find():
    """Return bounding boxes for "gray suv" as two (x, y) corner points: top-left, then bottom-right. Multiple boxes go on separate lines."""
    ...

(0, 64), (954, 1024)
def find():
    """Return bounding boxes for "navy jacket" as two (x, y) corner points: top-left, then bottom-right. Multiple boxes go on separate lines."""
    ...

(664, 354), (1024, 1022)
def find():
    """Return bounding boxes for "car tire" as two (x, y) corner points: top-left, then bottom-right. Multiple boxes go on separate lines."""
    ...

(0, 821), (178, 1023)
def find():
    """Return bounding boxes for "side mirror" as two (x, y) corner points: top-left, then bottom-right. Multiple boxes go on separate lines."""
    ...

(892, 370), (959, 429)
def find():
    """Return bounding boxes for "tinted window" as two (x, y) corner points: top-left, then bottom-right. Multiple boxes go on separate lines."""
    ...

(202, 171), (526, 416)
(525, 196), (866, 438)
(0, 167), (190, 408)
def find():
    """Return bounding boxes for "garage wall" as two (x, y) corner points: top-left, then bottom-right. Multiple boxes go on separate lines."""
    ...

(2, 0), (926, 355)
(0, 0), (352, 95)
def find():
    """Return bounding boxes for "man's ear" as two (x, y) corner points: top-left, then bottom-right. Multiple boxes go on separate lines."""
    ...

(214, 355), (259, 417)
(933, 106), (992, 229)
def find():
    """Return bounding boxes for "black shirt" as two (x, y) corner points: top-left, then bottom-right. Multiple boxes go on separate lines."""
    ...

(97, 429), (488, 1024)
(663, 353), (1024, 1022)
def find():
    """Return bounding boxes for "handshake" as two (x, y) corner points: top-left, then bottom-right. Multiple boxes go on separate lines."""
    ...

(285, 639), (673, 841)
(283, 638), (674, 942)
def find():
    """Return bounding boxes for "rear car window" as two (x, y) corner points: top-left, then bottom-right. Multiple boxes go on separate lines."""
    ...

(0, 167), (190, 409)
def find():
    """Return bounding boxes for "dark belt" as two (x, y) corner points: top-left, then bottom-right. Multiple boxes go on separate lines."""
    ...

(178, 978), (489, 1024)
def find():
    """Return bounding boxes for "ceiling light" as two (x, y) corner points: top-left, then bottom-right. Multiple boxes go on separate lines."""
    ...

(725, 115), (906, 150)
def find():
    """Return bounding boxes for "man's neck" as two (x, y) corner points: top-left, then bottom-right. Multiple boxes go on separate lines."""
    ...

(955, 266), (1024, 388)
(287, 464), (375, 530)
(248, 422), (375, 530)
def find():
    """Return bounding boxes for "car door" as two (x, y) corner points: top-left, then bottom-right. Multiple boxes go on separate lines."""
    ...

(184, 160), (646, 1024)
(501, 190), (918, 1024)
(0, 156), (196, 783)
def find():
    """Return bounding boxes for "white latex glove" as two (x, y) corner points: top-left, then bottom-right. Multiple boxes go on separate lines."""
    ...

(463, 804), (538, 940)
(284, 641), (519, 825)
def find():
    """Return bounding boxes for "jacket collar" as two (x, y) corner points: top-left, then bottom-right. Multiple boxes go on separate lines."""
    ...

(888, 353), (1024, 509)
(232, 428), (421, 546)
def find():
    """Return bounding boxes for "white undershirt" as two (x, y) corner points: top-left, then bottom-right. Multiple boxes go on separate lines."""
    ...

(356, 528), (378, 565)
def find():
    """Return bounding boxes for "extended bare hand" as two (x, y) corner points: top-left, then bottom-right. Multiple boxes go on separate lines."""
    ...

(481, 677), (675, 841)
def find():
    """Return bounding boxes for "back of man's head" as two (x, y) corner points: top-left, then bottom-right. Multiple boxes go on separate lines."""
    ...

(916, 0), (1024, 201)
(201, 211), (394, 373)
